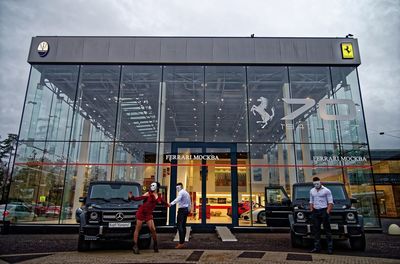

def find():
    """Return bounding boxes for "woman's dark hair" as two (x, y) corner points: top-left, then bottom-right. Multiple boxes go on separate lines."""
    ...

(312, 177), (320, 181)
(177, 182), (183, 187)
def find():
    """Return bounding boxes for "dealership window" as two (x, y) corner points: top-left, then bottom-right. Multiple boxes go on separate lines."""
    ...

(331, 67), (367, 144)
(342, 143), (379, 227)
(116, 65), (162, 142)
(8, 62), (380, 228)
(163, 66), (204, 142)
(248, 143), (295, 227)
(289, 67), (338, 145)
(247, 66), (288, 143)
(8, 141), (69, 224)
(295, 143), (343, 184)
(19, 65), (79, 142)
(205, 66), (248, 143)
(236, 144), (251, 227)
(70, 65), (120, 142)
(112, 142), (158, 184)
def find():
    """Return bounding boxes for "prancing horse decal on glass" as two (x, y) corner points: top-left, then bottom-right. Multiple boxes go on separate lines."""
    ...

(250, 97), (275, 128)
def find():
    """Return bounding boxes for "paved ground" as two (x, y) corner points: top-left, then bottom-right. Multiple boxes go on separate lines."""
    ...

(1, 218), (400, 263)
(1, 249), (400, 264)
(0, 232), (400, 263)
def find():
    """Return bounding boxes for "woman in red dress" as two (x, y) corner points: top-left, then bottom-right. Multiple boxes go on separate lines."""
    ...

(128, 182), (168, 254)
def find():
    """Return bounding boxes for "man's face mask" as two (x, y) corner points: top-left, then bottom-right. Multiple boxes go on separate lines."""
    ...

(313, 181), (321, 189)
(176, 185), (182, 192)
(150, 182), (157, 192)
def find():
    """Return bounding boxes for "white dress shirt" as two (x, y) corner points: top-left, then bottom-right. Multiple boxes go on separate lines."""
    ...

(170, 189), (191, 210)
(309, 186), (334, 209)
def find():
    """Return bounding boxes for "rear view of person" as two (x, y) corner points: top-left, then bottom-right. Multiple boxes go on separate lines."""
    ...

(169, 183), (191, 249)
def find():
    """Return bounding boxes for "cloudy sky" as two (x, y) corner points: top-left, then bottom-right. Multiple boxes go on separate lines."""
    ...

(0, 0), (399, 149)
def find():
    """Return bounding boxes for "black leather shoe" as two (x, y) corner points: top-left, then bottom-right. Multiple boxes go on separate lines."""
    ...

(327, 249), (333, 255)
(310, 248), (320, 253)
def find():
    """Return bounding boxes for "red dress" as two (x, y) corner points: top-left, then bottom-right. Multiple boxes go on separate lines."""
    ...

(131, 193), (166, 222)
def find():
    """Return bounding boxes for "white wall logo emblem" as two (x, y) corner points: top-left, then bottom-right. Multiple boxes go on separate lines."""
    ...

(37, 41), (49, 57)
(251, 97), (275, 128)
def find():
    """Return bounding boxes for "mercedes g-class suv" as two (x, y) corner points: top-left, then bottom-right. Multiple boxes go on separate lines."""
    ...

(289, 182), (365, 251)
(75, 181), (166, 251)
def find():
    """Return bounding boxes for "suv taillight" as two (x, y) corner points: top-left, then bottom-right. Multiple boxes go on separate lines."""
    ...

(3, 210), (9, 217)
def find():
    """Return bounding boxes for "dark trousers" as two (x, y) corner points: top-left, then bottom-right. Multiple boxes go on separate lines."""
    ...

(312, 208), (333, 250)
(177, 207), (189, 244)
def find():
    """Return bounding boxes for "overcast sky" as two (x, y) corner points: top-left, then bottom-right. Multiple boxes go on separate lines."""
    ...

(0, 0), (399, 149)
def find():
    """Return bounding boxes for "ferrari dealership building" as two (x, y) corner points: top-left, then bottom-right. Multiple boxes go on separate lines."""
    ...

(5, 36), (381, 229)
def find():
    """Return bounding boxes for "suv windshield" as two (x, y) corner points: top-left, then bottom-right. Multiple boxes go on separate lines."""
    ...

(89, 184), (140, 200)
(294, 185), (346, 200)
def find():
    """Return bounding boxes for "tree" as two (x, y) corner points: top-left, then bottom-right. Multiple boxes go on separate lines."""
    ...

(0, 133), (18, 203)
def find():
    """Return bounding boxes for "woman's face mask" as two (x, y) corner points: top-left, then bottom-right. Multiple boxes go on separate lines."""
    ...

(313, 181), (321, 189)
(150, 182), (157, 192)
(176, 185), (182, 192)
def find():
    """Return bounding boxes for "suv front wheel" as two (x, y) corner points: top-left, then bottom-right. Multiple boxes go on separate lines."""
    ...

(350, 234), (366, 251)
(290, 230), (303, 248)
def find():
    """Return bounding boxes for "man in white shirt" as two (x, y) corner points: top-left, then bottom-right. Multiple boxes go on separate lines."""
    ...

(309, 176), (334, 254)
(169, 183), (191, 249)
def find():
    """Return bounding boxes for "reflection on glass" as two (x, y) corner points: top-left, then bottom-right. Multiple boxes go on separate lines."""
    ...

(205, 148), (232, 224)
(247, 66), (288, 142)
(164, 66), (204, 142)
(117, 66), (162, 142)
(331, 67), (367, 144)
(71, 65), (120, 142)
(19, 65), (79, 141)
(205, 66), (248, 142)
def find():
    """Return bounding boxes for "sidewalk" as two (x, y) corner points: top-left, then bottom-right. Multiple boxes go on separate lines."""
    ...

(1, 249), (399, 264)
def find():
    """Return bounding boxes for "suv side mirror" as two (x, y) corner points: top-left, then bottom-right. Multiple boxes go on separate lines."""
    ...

(79, 197), (86, 203)
(350, 197), (358, 204)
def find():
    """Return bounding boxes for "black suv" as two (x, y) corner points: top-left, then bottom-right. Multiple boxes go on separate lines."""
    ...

(75, 181), (167, 251)
(289, 182), (365, 251)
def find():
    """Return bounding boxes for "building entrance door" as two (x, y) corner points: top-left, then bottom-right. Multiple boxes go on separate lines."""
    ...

(169, 143), (239, 228)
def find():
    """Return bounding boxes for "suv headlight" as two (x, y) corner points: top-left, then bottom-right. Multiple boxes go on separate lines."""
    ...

(89, 211), (99, 220)
(346, 212), (356, 222)
(296, 212), (305, 221)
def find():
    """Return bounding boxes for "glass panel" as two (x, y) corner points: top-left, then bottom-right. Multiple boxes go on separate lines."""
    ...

(7, 141), (68, 224)
(295, 143), (343, 183)
(343, 144), (379, 227)
(289, 67), (338, 144)
(175, 147), (202, 224)
(112, 142), (157, 183)
(71, 65), (120, 142)
(205, 66), (248, 142)
(163, 66), (204, 142)
(205, 147), (232, 224)
(117, 66), (162, 142)
(249, 143), (294, 226)
(331, 67), (367, 144)
(236, 143), (252, 227)
(60, 141), (114, 224)
(19, 65), (79, 141)
(247, 66), (288, 142)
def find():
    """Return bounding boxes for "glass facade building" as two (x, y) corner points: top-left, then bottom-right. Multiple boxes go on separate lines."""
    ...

(5, 37), (380, 229)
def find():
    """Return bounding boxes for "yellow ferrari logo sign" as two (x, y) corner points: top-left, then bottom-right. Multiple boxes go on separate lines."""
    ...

(341, 43), (354, 59)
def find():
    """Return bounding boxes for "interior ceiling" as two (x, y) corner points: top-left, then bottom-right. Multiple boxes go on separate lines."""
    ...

(41, 66), (333, 157)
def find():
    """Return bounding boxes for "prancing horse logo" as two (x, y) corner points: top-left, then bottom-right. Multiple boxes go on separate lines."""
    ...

(250, 97), (275, 128)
